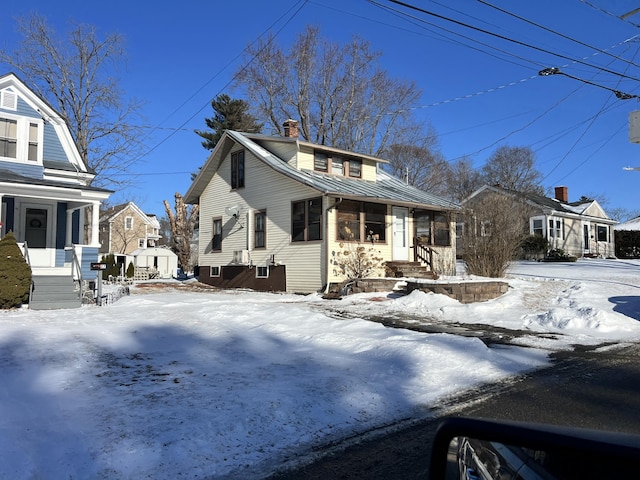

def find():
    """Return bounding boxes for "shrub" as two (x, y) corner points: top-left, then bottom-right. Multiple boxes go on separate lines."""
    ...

(521, 235), (549, 259)
(331, 243), (385, 280)
(126, 261), (135, 278)
(543, 248), (577, 262)
(0, 232), (32, 308)
(100, 254), (120, 280)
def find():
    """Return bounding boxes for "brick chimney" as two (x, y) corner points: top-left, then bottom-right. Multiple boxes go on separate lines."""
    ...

(283, 119), (299, 138)
(555, 186), (568, 203)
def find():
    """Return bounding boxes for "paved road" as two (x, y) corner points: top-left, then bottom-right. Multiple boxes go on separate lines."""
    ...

(268, 342), (640, 479)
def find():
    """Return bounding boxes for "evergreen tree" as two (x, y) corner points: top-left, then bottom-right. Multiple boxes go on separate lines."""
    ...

(126, 261), (135, 278)
(195, 94), (262, 151)
(0, 232), (32, 308)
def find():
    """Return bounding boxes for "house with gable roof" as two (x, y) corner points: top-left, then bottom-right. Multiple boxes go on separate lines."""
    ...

(0, 72), (112, 309)
(462, 184), (617, 258)
(184, 120), (460, 293)
(99, 201), (177, 279)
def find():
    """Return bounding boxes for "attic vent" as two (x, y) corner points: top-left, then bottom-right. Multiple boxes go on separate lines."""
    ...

(1, 89), (17, 111)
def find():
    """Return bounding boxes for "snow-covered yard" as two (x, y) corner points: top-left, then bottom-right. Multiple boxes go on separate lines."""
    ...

(1, 259), (640, 479)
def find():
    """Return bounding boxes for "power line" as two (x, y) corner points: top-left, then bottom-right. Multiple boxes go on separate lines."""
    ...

(376, 0), (640, 82)
(134, 0), (309, 163)
(478, 0), (640, 70)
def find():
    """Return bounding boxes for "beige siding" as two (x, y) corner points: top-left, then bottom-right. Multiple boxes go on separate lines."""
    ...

(198, 147), (325, 293)
(297, 144), (379, 181)
(109, 205), (148, 255)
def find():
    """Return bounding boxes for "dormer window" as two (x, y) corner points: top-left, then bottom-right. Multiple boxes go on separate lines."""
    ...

(28, 123), (38, 161)
(314, 150), (363, 178)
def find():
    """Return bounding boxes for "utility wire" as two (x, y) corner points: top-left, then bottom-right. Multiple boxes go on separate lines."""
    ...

(377, 0), (640, 82)
(579, 0), (640, 28)
(479, 0), (640, 69)
(134, 0), (309, 164)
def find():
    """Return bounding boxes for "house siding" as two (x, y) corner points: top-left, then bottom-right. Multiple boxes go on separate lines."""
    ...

(198, 146), (324, 293)
(43, 123), (68, 162)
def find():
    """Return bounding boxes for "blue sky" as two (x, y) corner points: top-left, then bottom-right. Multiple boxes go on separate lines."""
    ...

(2, 0), (640, 217)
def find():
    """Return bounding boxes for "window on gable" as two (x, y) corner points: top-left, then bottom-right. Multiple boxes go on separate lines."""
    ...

(255, 210), (266, 248)
(125, 216), (133, 230)
(212, 218), (222, 251)
(292, 197), (322, 242)
(231, 150), (245, 189)
(0, 118), (17, 159)
(28, 123), (38, 161)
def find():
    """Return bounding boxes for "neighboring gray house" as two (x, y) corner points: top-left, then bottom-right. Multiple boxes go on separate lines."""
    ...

(184, 120), (460, 293)
(462, 184), (617, 258)
(0, 73), (112, 308)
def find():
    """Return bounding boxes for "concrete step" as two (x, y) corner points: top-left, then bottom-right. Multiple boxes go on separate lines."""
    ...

(385, 261), (438, 280)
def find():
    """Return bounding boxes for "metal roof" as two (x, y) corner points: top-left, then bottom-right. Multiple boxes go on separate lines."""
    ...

(219, 130), (460, 210)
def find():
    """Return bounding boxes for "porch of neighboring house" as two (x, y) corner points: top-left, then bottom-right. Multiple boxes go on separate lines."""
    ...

(1, 196), (103, 310)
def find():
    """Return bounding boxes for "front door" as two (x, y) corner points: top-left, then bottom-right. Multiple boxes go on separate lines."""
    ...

(21, 203), (54, 266)
(392, 206), (409, 260)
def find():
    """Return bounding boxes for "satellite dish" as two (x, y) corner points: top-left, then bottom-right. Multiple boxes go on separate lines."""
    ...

(225, 205), (241, 218)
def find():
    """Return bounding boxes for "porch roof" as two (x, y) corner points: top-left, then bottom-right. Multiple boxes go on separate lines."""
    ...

(0, 168), (112, 204)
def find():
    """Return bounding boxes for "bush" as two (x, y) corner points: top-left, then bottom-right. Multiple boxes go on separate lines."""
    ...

(100, 254), (120, 280)
(542, 248), (577, 262)
(521, 235), (549, 259)
(615, 230), (640, 258)
(0, 232), (32, 308)
(126, 261), (135, 278)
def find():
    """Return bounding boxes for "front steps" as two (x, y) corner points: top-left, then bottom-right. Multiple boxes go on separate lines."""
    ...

(385, 261), (439, 280)
(30, 274), (82, 310)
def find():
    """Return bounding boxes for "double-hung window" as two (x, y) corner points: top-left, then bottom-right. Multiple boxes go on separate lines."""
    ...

(212, 218), (222, 251)
(255, 211), (266, 248)
(549, 219), (563, 239)
(0, 118), (17, 159)
(292, 197), (322, 242)
(125, 216), (133, 230)
(231, 150), (245, 189)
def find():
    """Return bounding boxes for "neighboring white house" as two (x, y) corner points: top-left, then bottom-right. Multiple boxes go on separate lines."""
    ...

(184, 120), (460, 293)
(462, 185), (617, 258)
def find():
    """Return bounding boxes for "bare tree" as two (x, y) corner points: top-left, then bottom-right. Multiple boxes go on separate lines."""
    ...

(236, 25), (422, 156)
(445, 157), (484, 203)
(481, 145), (544, 195)
(460, 192), (533, 277)
(0, 13), (144, 188)
(163, 193), (199, 272)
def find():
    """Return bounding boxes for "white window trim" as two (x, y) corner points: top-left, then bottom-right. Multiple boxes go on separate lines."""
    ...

(138, 238), (145, 248)
(0, 112), (44, 165)
(256, 266), (269, 278)
(210, 266), (221, 277)
(125, 216), (134, 230)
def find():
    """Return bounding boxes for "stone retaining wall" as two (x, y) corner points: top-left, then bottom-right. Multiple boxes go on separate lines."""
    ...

(405, 280), (509, 303)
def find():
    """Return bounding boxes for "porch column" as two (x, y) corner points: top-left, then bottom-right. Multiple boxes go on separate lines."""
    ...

(66, 208), (74, 246)
(91, 202), (100, 247)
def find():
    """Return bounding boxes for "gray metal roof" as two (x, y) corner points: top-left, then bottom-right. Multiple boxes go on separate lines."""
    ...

(223, 130), (460, 211)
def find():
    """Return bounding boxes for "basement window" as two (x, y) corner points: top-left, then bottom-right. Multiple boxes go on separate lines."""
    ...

(256, 266), (269, 278)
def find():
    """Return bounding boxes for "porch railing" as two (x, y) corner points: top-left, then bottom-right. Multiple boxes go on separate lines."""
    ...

(413, 238), (437, 271)
(22, 241), (35, 305)
(68, 246), (84, 301)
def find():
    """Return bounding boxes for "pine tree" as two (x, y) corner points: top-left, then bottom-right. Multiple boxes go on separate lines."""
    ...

(195, 94), (262, 151)
(0, 232), (32, 308)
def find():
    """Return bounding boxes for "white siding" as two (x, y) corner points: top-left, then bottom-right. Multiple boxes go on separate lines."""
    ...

(198, 146), (325, 293)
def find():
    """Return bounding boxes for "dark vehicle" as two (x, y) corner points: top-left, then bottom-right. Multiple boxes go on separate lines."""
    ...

(430, 417), (640, 480)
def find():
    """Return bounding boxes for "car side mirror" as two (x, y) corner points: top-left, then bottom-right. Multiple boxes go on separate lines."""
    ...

(429, 417), (640, 479)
